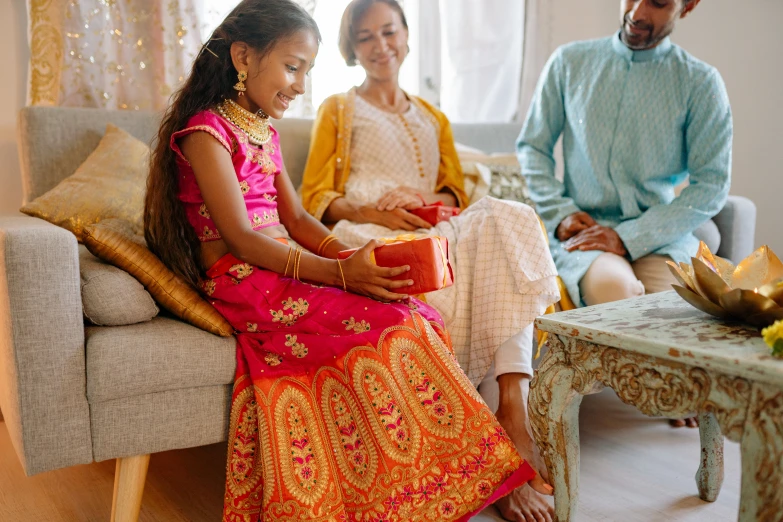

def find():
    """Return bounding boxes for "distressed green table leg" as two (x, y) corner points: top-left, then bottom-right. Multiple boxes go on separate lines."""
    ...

(738, 384), (783, 522)
(695, 412), (724, 502)
(530, 338), (601, 522)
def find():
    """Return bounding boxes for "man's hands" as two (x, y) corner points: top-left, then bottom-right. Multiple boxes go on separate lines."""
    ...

(555, 211), (596, 241)
(558, 212), (628, 257)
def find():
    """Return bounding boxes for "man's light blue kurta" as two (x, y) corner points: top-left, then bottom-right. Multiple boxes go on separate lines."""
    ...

(517, 34), (732, 306)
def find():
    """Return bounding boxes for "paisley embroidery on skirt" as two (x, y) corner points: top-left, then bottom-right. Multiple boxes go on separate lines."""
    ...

(389, 337), (465, 439)
(319, 377), (379, 491)
(352, 357), (421, 465)
(273, 387), (331, 507)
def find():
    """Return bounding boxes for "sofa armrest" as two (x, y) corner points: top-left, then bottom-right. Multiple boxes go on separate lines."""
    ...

(0, 215), (93, 475)
(714, 195), (757, 264)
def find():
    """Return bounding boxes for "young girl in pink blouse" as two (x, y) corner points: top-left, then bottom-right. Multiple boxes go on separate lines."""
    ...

(143, 1), (551, 521)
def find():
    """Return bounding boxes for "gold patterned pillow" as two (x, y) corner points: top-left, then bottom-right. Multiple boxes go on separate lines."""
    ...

(20, 123), (147, 242)
(82, 219), (234, 337)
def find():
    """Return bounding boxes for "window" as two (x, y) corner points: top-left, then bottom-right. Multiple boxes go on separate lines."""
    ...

(310, 0), (420, 110)
(198, 0), (420, 117)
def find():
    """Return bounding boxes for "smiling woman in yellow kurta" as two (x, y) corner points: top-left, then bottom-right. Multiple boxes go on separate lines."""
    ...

(300, 1), (560, 519)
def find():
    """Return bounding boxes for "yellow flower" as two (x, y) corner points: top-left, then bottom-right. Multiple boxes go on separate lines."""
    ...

(761, 320), (783, 357)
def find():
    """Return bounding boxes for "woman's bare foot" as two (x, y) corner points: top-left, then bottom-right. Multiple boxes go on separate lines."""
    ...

(493, 373), (554, 522)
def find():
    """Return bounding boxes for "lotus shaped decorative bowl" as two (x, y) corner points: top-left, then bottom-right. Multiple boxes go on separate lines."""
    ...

(668, 242), (783, 328)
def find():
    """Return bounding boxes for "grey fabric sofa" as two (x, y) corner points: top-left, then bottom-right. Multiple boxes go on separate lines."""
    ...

(1, 106), (757, 519)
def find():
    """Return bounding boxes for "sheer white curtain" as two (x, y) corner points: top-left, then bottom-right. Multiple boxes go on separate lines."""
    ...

(437, 0), (524, 123)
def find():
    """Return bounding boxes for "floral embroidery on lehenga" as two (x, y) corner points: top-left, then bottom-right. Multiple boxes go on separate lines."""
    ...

(285, 334), (308, 358)
(246, 146), (277, 174)
(246, 322), (258, 333)
(198, 203), (210, 219)
(230, 263), (254, 280)
(202, 279), (216, 296)
(251, 209), (280, 228)
(343, 317), (371, 333)
(239, 180), (250, 194)
(264, 352), (283, 366)
(271, 297), (310, 326)
(202, 225), (220, 241)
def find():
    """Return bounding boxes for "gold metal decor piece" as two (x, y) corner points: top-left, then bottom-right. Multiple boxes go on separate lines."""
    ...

(668, 242), (783, 327)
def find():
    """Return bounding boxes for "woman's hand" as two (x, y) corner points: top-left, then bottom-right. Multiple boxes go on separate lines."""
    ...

(356, 206), (432, 231)
(376, 186), (424, 211)
(340, 240), (413, 301)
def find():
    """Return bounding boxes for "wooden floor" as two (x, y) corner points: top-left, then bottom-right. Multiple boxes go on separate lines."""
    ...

(0, 389), (741, 521)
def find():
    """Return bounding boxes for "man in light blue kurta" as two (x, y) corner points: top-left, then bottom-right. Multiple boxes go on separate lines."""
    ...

(517, 0), (732, 309)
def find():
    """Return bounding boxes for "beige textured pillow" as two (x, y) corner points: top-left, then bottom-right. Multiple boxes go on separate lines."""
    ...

(82, 219), (234, 337)
(20, 123), (147, 242)
(79, 245), (159, 326)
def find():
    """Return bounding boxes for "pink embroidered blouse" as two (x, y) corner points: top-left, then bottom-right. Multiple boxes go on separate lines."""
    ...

(170, 110), (282, 242)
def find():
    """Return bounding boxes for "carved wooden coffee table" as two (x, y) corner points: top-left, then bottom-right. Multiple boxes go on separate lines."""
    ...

(530, 291), (783, 522)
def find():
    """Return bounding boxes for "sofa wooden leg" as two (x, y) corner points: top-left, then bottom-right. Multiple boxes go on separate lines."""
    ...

(110, 454), (150, 522)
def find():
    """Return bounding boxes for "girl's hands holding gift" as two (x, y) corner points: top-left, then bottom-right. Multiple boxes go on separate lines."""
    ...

(339, 239), (413, 302)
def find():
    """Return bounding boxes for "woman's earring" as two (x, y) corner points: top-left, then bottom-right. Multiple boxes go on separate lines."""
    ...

(234, 70), (248, 96)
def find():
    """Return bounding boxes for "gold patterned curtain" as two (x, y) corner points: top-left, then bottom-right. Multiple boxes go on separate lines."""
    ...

(27, 0), (204, 111)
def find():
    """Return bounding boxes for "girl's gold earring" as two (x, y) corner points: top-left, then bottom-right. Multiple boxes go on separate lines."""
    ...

(234, 70), (248, 96)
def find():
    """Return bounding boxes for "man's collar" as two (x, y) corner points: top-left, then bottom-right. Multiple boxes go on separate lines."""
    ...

(612, 31), (673, 62)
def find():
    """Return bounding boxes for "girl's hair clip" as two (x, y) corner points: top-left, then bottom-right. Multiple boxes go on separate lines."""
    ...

(200, 37), (224, 58)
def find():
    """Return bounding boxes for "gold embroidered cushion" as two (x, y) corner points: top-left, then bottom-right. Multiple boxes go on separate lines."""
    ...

(82, 219), (234, 337)
(455, 144), (535, 208)
(20, 123), (147, 242)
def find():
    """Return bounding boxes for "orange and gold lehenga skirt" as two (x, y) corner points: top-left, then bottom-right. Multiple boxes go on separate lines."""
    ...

(204, 254), (535, 522)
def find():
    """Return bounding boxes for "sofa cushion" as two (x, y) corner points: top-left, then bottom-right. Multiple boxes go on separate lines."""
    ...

(456, 144), (535, 208)
(20, 124), (147, 241)
(85, 316), (236, 403)
(79, 245), (159, 326)
(83, 219), (233, 337)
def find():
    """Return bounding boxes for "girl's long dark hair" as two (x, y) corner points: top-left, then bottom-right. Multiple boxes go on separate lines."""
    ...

(144, 0), (320, 289)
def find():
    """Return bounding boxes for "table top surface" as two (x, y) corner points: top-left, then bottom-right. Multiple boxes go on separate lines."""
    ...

(536, 291), (783, 386)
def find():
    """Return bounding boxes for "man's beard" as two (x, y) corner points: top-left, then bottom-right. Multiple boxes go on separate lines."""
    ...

(620, 13), (674, 50)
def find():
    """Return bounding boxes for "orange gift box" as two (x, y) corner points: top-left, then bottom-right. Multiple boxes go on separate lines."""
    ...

(409, 203), (460, 226)
(338, 236), (454, 295)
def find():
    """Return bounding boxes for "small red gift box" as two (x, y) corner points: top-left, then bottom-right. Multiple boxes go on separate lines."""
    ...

(338, 236), (454, 295)
(409, 203), (460, 226)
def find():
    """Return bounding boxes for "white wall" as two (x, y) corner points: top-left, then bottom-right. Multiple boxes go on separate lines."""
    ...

(547, 0), (783, 255)
(0, 0), (27, 214)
